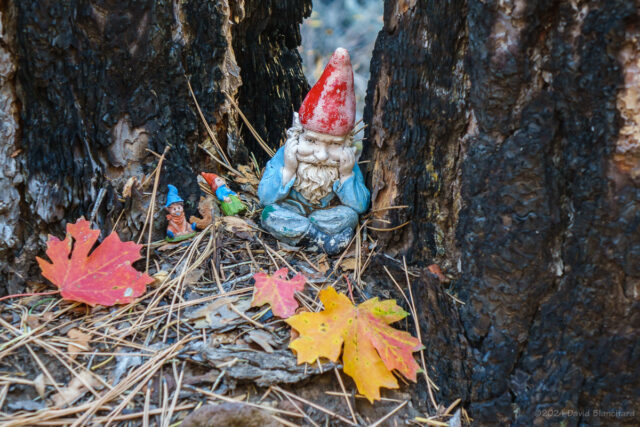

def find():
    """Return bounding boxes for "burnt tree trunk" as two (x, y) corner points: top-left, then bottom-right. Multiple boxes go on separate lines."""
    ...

(0, 0), (310, 294)
(365, 0), (639, 424)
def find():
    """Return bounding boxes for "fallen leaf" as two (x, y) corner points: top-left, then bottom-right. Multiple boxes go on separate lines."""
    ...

(316, 256), (330, 274)
(152, 270), (170, 284)
(33, 373), (57, 398)
(251, 268), (306, 319)
(209, 331), (239, 347)
(188, 297), (251, 331)
(236, 164), (261, 187)
(25, 315), (40, 330)
(34, 373), (45, 398)
(427, 264), (449, 283)
(187, 296), (239, 320)
(245, 329), (277, 353)
(52, 371), (103, 407)
(33, 373), (60, 398)
(67, 328), (91, 360)
(221, 216), (255, 240)
(36, 218), (153, 306)
(286, 287), (422, 402)
(339, 257), (358, 270)
(112, 349), (143, 385)
(183, 268), (204, 286)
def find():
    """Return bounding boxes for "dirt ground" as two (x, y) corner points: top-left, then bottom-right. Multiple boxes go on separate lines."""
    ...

(0, 158), (462, 426)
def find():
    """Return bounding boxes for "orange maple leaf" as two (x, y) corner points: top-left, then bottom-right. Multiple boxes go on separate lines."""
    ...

(251, 268), (306, 318)
(286, 287), (423, 402)
(36, 218), (153, 306)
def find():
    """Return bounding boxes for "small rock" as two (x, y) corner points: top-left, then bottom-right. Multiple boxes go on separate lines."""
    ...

(449, 409), (461, 427)
(7, 399), (45, 412)
(180, 402), (283, 427)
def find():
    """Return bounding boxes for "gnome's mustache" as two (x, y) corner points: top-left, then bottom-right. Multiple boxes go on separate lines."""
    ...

(296, 154), (339, 167)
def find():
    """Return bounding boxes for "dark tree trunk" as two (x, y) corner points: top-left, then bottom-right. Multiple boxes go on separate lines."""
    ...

(232, 0), (311, 162)
(365, 0), (640, 424)
(0, 0), (310, 294)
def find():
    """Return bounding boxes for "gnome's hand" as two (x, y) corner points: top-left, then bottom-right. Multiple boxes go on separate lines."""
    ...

(283, 137), (299, 184)
(339, 146), (356, 183)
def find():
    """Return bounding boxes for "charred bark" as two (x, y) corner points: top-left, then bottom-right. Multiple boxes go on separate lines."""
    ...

(0, 0), (309, 294)
(232, 0), (312, 162)
(365, 0), (640, 424)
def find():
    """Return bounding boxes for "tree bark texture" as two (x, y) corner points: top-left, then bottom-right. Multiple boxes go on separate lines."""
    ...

(0, 0), (310, 294)
(365, 0), (639, 424)
(232, 0), (311, 160)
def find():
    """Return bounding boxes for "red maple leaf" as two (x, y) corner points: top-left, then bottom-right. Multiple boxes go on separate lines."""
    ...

(36, 218), (153, 306)
(251, 268), (306, 318)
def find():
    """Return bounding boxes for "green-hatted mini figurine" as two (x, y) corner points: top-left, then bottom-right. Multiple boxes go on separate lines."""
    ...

(201, 172), (246, 216)
(165, 185), (197, 242)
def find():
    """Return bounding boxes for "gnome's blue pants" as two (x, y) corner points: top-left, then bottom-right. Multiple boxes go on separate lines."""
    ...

(261, 201), (358, 254)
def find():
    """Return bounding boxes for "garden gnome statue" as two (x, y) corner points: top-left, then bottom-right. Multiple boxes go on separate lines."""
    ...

(258, 47), (370, 255)
(201, 172), (246, 216)
(165, 185), (196, 242)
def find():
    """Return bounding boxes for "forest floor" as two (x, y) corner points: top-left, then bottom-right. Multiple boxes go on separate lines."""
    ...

(0, 147), (463, 426)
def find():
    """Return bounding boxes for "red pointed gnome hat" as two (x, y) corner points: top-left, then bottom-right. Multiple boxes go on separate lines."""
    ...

(298, 47), (356, 137)
(201, 172), (221, 191)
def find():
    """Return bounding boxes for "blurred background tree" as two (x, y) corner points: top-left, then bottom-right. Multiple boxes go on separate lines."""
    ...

(300, 0), (383, 133)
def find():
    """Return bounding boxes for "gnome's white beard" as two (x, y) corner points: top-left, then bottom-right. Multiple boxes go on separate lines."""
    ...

(285, 113), (350, 205)
(294, 162), (339, 205)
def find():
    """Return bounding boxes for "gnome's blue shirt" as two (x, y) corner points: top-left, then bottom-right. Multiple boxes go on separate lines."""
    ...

(215, 185), (235, 201)
(258, 146), (370, 213)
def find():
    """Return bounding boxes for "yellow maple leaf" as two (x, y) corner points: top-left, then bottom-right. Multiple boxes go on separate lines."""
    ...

(286, 287), (423, 402)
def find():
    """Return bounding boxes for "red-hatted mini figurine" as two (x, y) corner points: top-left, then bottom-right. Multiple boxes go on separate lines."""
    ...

(201, 172), (246, 216)
(165, 185), (196, 242)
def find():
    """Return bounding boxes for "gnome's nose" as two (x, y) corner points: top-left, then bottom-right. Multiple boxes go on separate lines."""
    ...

(314, 146), (329, 162)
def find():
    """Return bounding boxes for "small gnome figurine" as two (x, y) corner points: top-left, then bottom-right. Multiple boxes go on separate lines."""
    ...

(201, 172), (246, 216)
(165, 185), (197, 242)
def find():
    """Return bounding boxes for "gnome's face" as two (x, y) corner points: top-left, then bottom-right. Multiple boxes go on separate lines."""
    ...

(213, 177), (226, 189)
(296, 132), (342, 167)
(288, 47), (357, 205)
(292, 131), (343, 204)
(167, 203), (184, 216)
